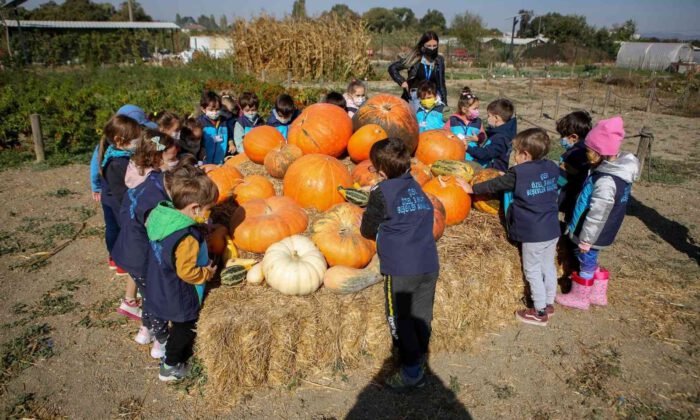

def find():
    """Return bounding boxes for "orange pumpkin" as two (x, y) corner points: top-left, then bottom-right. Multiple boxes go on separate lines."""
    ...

(233, 175), (276, 204)
(470, 168), (501, 215)
(415, 130), (466, 165)
(264, 144), (303, 179)
(422, 175), (471, 225)
(425, 192), (447, 241)
(200, 163), (218, 173)
(352, 94), (419, 153)
(351, 159), (383, 187)
(206, 224), (229, 255)
(230, 196), (309, 253)
(347, 124), (387, 162)
(410, 158), (433, 186)
(243, 126), (285, 164)
(224, 153), (250, 168)
(311, 203), (376, 268)
(206, 165), (245, 204)
(283, 154), (353, 211)
(288, 103), (353, 157)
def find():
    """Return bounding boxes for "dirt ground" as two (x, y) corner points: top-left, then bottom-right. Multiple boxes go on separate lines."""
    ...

(0, 79), (698, 419)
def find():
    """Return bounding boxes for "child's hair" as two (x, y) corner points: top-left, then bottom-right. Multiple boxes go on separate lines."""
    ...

(238, 92), (259, 110)
(220, 90), (239, 114)
(418, 80), (437, 98)
(346, 79), (366, 94)
(164, 166), (219, 210)
(200, 91), (221, 109)
(324, 91), (347, 110)
(512, 128), (550, 160)
(98, 115), (142, 176)
(457, 87), (479, 112)
(274, 94), (296, 118)
(556, 111), (592, 140)
(369, 137), (410, 179)
(182, 117), (203, 134)
(176, 153), (198, 168)
(486, 98), (514, 121)
(131, 129), (175, 175)
(151, 111), (180, 131)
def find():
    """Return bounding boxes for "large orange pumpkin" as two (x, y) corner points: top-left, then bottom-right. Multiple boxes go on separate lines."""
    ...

(425, 192), (446, 241)
(353, 94), (419, 153)
(206, 224), (229, 255)
(311, 203), (376, 268)
(206, 165), (244, 204)
(230, 196), (308, 253)
(422, 175), (471, 225)
(347, 124), (387, 162)
(415, 130), (466, 165)
(224, 153), (250, 168)
(351, 159), (383, 187)
(233, 175), (276, 204)
(470, 168), (501, 215)
(264, 144), (303, 179)
(283, 154), (353, 211)
(288, 103), (353, 157)
(410, 158), (433, 186)
(243, 126), (285, 164)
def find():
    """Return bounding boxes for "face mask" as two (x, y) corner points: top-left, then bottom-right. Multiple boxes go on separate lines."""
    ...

(166, 159), (179, 169)
(468, 109), (480, 120)
(171, 130), (181, 141)
(420, 98), (437, 110)
(193, 208), (211, 224)
(205, 110), (220, 120)
(125, 137), (140, 152)
(277, 116), (291, 124)
(559, 137), (574, 150)
(353, 96), (366, 106)
(422, 46), (438, 59)
(245, 112), (258, 120)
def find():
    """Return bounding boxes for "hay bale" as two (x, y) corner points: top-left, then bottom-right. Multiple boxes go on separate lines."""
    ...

(197, 211), (523, 404)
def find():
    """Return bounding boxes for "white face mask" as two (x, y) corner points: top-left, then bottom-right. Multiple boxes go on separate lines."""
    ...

(171, 130), (181, 140)
(353, 96), (366, 106)
(245, 112), (258, 120)
(277, 116), (291, 124)
(166, 159), (178, 169)
(126, 137), (140, 152)
(205, 110), (220, 120)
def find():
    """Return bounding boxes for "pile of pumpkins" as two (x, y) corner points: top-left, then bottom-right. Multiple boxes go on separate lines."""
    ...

(204, 94), (502, 297)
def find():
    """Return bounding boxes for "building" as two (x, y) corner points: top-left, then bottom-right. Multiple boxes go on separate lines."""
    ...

(479, 34), (550, 47)
(616, 42), (693, 71)
(180, 35), (233, 62)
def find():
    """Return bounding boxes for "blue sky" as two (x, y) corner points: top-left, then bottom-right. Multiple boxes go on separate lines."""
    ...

(20, 0), (700, 38)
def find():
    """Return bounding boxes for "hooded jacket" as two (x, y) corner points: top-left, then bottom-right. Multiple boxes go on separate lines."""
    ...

(467, 118), (517, 171)
(388, 54), (448, 106)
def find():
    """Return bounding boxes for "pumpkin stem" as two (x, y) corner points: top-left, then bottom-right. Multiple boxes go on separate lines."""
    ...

(437, 175), (448, 188)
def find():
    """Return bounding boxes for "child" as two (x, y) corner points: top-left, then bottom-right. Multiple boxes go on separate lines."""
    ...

(462, 128), (560, 326)
(267, 94), (300, 140)
(233, 92), (263, 154)
(467, 98), (517, 171)
(360, 138), (440, 390)
(556, 111), (593, 224)
(446, 87), (489, 165)
(343, 79), (366, 118)
(112, 130), (174, 357)
(198, 91), (236, 165)
(152, 111), (181, 140)
(324, 91), (348, 111)
(97, 115), (143, 319)
(416, 81), (444, 133)
(146, 167), (218, 381)
(220, 91), (240, 117)
(556, 117), (640, 310)
(178, 117), (206, 162)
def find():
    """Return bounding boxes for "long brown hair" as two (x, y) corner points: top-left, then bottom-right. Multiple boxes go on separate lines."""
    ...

(131, 129), (175, 175)
(97, 115), (141, 176)
(402, 31), (440, 68)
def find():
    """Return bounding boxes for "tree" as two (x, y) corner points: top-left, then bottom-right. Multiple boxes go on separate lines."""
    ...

(524, 13), (592, 43)
(362, 7), (401, 33)
(611, 20), (636, 41)
(450, 12), (487, 49)
(113, 1), (152, 22)
(419, 9), (446, 33)
(392, 7), (417, 30)
(292, 0), (307, 20)
(219, 15), (229, 30)
(323, 4), (359, 20)
(517, 9), (534, 37)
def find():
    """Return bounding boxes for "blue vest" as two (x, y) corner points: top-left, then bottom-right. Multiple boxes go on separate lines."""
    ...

(237, 115), (263, 135)
(568, 172), (631, 247)
(146, 226), (204, 322)
(416, 108), (445, 133)
(111, 172), (167, 278)
(99, 156), (130, 227)
(199, 115), (234, 165)
(557, 141), (590, 223)
(266, 110), (298, 140)
(376, 172), (439, 276)
(507, 160), (560, 243)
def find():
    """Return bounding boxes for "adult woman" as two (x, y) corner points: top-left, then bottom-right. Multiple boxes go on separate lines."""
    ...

(388, 31), (448, 108)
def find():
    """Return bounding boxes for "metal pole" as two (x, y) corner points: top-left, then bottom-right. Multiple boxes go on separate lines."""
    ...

(127, 0), (134, 22)
(30, 114), (45, 162)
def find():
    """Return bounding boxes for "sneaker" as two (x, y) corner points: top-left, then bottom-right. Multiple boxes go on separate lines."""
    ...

(115, 266), (129, 276)
(151, 339), (166, 359)
(159, 362), (189, 382)
(108, 257), (117, 270)
(117, 299), (142, 321)
(385, 368), (426, 392)
(134, 326), (153, 345)
(546, 304), (555, 317)
(515, 308), (548, 326)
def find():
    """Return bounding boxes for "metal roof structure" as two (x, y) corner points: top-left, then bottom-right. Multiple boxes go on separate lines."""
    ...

(2, 20), (179, 30)
(616, 42), (693, 71)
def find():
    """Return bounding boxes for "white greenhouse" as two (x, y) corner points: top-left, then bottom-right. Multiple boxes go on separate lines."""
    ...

(616, 42), (693, 71)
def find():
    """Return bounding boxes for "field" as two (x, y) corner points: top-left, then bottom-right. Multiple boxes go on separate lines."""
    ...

(0, 73), (698, 419)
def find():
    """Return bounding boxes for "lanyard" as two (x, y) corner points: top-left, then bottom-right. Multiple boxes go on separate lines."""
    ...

(423, 62), (433, 81)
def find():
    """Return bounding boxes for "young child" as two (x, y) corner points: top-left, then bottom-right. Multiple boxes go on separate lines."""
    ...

(446, 87), (489, 165)
(416, 81), (444, 133)
(556, 116), (640, 310)
(343, 79), (366, 118)
(324, 91), (348, 111)
(146, 167), (219, 381)
(467, 98), (517, 171)
(233, 92), (263, 154)
(152, 111), (181, 140)
(556, 111), (593, 224)
(360, 138), (440, 391)
(178, 117), (205, 162)
(267, 94), (299, 140)
(112, 130), (174, 358)
(198, 91), (236, 165)
(462, 128), (560, 326)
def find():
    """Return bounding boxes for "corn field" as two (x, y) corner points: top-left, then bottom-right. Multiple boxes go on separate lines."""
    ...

(232, 14), (372, 82)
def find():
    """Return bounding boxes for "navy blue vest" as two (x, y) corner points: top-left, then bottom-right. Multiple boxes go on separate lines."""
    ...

(571, 172), (631, 247)
(111, 172), (167, 278)
(558, 141), (590, 223)
(99, 156), (130, 227)
(147, 226), (203, 322)
(237, 115), (263, 134)
(376, 172), (439, 276)
(507, 160), (560, 243)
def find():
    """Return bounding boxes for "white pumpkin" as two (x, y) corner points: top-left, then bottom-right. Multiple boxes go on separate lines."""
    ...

(246, 263), (265, 285)
(262, 235), (327, 296)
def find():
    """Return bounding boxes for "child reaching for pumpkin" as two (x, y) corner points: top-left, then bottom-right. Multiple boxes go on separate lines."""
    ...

(467, 98), (517, 171)
(360, 137), (440, 391)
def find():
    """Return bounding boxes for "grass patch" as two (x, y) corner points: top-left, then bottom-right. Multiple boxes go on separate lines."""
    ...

(116, 396), (145, 420)
(567, 346), (621, 398)
(45, 188), (78, 198)
(44, 223), (77, 244)
(449, 375), (461, 394)
(169, 356), (208, 395)
(645, 157), (695, 185)
(79, 226), (104, 238)
(0, 324), (54, 385)
(487, 381), (515, 399)
(618, 398), (695, 419)
(70, 205), (97, 222)
(2, 392), (63, 420)
(76, 296), (126, 329)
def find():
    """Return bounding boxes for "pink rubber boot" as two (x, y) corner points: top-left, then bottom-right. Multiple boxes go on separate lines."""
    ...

(555, 272), (593, 310)
(589, 267), (610, 306)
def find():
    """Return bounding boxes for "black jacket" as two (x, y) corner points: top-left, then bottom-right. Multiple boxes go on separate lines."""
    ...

(388, 55), (448, 106)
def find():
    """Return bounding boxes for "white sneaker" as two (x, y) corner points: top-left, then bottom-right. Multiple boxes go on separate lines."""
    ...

(116, 299), (142, 321)
(151, 339), (166, 359)
(134, 326), (153, 345)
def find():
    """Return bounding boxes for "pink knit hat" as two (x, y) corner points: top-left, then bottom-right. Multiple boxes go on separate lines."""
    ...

(585, 116), (625, 156)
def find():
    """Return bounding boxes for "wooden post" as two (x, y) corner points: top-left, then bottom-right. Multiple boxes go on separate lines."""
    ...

(636, 127), (653, 179)
(30, 114), (45, 163)
(260, 69), (267, 82)
(554, 89), (561, 120)
(646, 85), (655, 113)
(602, 86), (611, 115)
(498, 89), (504, 99)
(590, 97), (595, 114)
(540, 98), (544, 118)
(528, 75), (534, 95)
(287, 69), (292, 86)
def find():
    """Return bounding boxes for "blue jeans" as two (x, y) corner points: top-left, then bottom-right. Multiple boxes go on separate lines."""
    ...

(574, 248), (600, 279)
(101, 199), (120, 254)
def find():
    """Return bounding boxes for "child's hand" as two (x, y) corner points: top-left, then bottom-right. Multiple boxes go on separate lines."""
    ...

(455, 177), (473, 194)
(228, 142), (236, 154)
(91, 192), (101, 202)
(205, 261), (217, 279)
(578, 242), (591, 253)
(459, 138), (468, 148)
(466, 135), (479, 143)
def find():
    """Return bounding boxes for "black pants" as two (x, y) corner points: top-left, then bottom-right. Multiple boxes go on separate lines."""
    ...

(384, 272), (438, 367)
(164, 320), (197, 366)
(132, 275), (169, 341)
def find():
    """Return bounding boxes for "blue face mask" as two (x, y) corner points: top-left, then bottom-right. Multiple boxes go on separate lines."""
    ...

(559, 137), (573, 150)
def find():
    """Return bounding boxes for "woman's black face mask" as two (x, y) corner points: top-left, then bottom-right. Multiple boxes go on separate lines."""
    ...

(422, 45), (438, 59)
